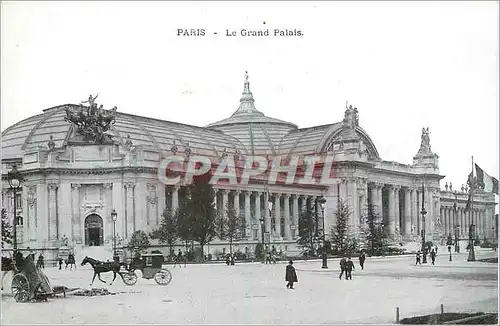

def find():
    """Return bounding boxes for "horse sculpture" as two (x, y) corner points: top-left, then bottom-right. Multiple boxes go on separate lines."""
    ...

(80, 256), (127, 286)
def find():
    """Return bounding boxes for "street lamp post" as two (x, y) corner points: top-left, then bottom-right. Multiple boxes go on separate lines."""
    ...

(8, 164), (23, 251)
(453, 191), (460, 253)
(420, 181), (427, 264)
(111, 209), (118, 261)
(259, 218), (265, 261)
(317, 196), (327, 269)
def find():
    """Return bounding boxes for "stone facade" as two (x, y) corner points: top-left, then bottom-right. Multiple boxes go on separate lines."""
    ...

(1, 74), (497, 258)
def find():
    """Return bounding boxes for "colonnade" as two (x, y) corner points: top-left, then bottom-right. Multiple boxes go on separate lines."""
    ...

(440, 205), (495, 239)
(166, 186), (326, 242)
(367, 183), (437, 238)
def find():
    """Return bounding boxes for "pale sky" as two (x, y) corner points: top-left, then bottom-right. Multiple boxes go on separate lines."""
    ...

(1, 1), (499, 198)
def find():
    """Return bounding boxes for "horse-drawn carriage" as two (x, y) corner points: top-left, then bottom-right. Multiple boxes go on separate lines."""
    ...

(81, 252), (172, 287)
(10, 254), (55, 302)
(121, 253), (172, 286)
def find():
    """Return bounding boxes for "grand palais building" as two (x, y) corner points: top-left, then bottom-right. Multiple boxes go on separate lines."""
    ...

(1, 74), (497, 259)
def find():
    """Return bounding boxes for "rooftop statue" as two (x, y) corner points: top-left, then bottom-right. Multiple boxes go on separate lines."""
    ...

(64, 94), (117, 144)
(418, 127), (432, 154)
(342, 101), (359, 130)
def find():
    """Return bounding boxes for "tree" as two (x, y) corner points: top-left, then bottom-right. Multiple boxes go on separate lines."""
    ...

(1, 208), (12, 249)
(128, 230), (150, 257)
(176, 196), (193, 255)
(217, 207), (246, 255)
(150, 208), (179, 256)
(181, 180), (218, 261)
(330, 199), (357, 255)
(297, 206), (317, 256)
(362, 203), (389, 256)
(254, 242), (265, 261)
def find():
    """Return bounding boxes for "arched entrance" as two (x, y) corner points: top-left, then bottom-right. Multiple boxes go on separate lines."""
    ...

(85, 214), (103, 246)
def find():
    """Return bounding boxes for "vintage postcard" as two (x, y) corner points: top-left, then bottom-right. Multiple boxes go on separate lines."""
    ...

(1, 1), (498, 324)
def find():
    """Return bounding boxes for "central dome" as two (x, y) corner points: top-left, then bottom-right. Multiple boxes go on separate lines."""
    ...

(206, 72), (297, 155)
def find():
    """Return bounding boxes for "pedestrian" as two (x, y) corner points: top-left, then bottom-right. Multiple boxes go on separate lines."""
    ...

(285, 260), (298, 289)
(58, 257), (63, 270)
(359, 251), (366, 270)
(346, 257), (355, 280)
(430, 248), (436, 265)
(416, 251), (421, 265)
(37, 254), (44, 269)
(174, 249), (183, 267)
(339, 256), (347, 280)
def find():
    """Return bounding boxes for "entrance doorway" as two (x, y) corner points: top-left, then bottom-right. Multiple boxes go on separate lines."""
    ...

(85, 214), (103, 246)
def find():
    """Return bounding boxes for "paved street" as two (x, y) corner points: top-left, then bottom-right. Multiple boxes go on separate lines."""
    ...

(2, 250), (498, 324)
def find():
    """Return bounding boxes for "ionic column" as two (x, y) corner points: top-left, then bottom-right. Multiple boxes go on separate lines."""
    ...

(377, 183), (384, 221)
(244, 191), (251, 238)
(445, 207), (449, 236)
(292, 195), (299, 239)
(274, 193), (281, 237)
(233, 190), (240, 218)
(477, 209), (482, 237)
(26, 187), (37, 242)
(101, 183), (113, 241)
(394, 186), (401, 235)
(404, 188), (411, 235)
(254, 191), (262, 240)
(411, 187), (419, 235)
(347, 179), (358, 233)
(71, 184), (81, 242)
(387, 185), (395, 235)
(283, 194), (291, 240)
(370, 183), (377, 209)
(48, 182), (59, 241)
(441, 207), (446, 235)
(265, 192), (271, 235)
(425, 188), (433, 237)
(461, 208), (466, 236)
(452, 207), (457, 236)
(124, 182), (135, 239)
(221, 189), (228, 218)
(157, 184), (166, 223)
(172, 186), (179, 212)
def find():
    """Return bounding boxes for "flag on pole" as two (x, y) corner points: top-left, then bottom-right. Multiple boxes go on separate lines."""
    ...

(475, 163), (499, 195)
(465, 172), (473, 211)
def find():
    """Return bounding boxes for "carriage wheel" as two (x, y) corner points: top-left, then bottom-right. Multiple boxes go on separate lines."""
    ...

(154, 269), (172, 286)
(11, 274), (30, 302)
(122, 271), (137, 286)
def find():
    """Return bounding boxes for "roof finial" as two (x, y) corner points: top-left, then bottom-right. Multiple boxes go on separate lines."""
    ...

(243, 71), (251, 94)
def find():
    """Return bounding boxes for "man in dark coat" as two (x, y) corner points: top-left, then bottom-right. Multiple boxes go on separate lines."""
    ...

(285, 260), (298, 289)
(37, 254), (45, 269)
(339, 256), (347, 280)
(416, 251), (421, 265)
(359, 251), (366, 270)
(346, 257), (355, 280)
(430, 248), (436, 265)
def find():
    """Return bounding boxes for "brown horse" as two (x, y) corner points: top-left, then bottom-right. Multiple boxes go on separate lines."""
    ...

(80, 256), (126, 286)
